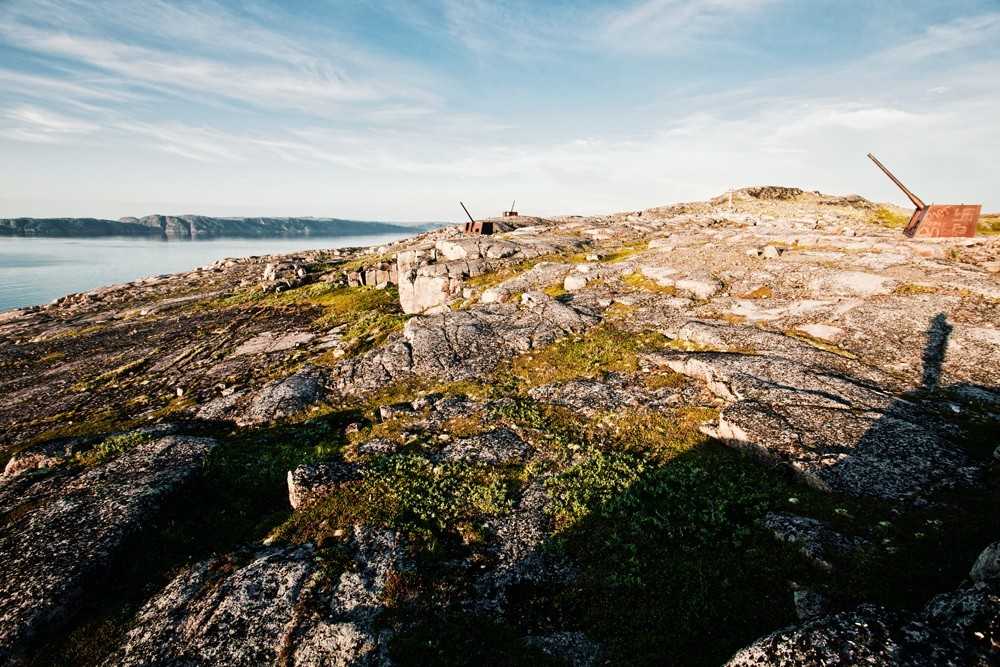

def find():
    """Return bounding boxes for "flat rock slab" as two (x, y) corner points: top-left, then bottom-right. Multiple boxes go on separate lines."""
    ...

(233, 331), (316, 356)
(110, 528), (402, 666)
(663, 322), (978, 502)
(0, 435), (217, 661)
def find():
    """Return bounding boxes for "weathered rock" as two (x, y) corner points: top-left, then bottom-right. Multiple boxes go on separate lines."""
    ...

(233, 330), (316, 356)
(564, 273), (589, 291)
(334, 298), (598, 395)
(794, 322), (845, 343)
(525, 631), (601, 666)
(241, 365), (328, 425)
(726, 604), (906, 666)
(528, 374), (675, 416)
(762, 512), (869, 572)
(110, 526), (403, 666)
(398, 271), (451, 314)
(288, 461), (361, 509)
(664, 323), (977, 502)
(808, 270), (894, 297)
(441, 427), (530, 465)
(971, 541), (1000, 584)
(727, 582), (1000, 666)
(0, 435), (217, 661)
(793, 589), (829, 621)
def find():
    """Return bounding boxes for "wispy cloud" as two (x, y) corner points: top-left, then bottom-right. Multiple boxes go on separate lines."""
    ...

(601, 0), (779, 52)
(1, 106), (98, 143)
(877, 11), (1000, 65)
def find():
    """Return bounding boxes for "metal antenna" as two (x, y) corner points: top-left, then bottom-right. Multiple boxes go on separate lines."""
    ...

(509, 200), (516, 214)
(460, 201), (475, 224)
(867, 153), (926, 210)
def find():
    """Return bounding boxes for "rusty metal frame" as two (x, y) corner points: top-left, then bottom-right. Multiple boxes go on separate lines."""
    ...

(867, 153), (980, 238)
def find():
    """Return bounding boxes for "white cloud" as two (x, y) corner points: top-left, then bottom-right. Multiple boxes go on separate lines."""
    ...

(0, 105), (98, 143)
(877, 12), (1000, 65)
(602, 0), (779, 52)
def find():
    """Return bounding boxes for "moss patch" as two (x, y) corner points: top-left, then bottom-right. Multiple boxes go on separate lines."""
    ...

(510, 326), (669, 387)
(977, 214), (1000, 236)
(869, 205), (910, 229)
(622, 271), (677, 294)
(75, 431), (153, 467)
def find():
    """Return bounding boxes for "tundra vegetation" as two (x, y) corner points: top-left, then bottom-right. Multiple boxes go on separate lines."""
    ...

(1, 188), (998, 666)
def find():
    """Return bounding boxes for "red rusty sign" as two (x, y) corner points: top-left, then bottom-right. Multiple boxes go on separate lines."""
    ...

(867, 153), (980, 238)
(906, 203), (980, 238)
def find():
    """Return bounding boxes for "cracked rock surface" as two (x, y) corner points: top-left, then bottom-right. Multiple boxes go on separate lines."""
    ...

(1, 188), (998, 665)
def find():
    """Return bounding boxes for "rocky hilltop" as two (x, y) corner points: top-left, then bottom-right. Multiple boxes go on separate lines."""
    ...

(0, 187), (997, 666)
(0, 215), (430, 239)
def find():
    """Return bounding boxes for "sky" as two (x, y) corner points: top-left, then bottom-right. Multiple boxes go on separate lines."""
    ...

(0, 0), (998, 221)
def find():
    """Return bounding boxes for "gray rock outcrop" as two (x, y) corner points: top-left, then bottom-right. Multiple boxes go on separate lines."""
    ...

(110, 527), (403, 666)
(0, 435), (217, 661)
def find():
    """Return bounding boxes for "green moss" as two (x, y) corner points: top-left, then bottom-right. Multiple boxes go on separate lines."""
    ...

(601, 241), (649, 263)
(869, 205), (910, 229)
(26, 409), (138, 447)
(75, 432), (153, 467)
(542, 283), (568, 298)
(271, 454), (518, 547)
(72, 357), (149, 392)
(510, 325), (669, 387)
(547, 450), (646, 531)
(242, 284), (410, 359)
(553, 444), (816, 664)
(464, 251), (589, 291)
(977, 214), (1000, 236)
(622, 271), (677, 294)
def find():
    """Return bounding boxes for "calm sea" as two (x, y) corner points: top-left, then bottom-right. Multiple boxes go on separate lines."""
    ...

(0, 234), (414, 312)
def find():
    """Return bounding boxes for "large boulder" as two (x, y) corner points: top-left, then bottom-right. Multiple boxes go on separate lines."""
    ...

(726, 583), (1000, 666)
(334, 297), (598, 395)
(0, 435), (217, 661)
(110, 527), (404, 666)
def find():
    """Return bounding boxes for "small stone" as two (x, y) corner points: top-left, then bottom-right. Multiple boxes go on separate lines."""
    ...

(564, 274), (588, 291)
(969, 541), (1000, 583)
(762, 245), (781, 259)
(793, 589), (829, 621)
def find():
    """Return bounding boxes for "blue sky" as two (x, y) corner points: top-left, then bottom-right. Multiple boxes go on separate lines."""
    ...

(0, 0), (998, 220)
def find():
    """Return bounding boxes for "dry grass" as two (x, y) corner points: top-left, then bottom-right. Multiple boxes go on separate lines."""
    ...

(869, 206), (910, 229)
(622, 272), (678, 294)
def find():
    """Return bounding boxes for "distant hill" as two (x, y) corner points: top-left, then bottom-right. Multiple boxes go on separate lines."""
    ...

(0, 215), (439, 239)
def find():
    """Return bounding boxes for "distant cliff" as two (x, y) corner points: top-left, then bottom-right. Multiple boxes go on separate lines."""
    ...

(0, 215), (433, 239)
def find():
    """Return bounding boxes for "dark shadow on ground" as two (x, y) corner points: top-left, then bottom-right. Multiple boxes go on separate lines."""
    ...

(23, 407), (361, 666)
(389, 314), (999, 666)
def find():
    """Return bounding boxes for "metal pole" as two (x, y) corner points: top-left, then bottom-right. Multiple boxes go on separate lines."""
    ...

(510, 200), (516, 214)
(867, 153), (926, 209)
(460, 201), (475, 224)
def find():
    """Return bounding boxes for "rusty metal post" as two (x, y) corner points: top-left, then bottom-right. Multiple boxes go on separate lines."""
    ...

(867, 153), (926, 209)
(460, 201), (475, 224)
